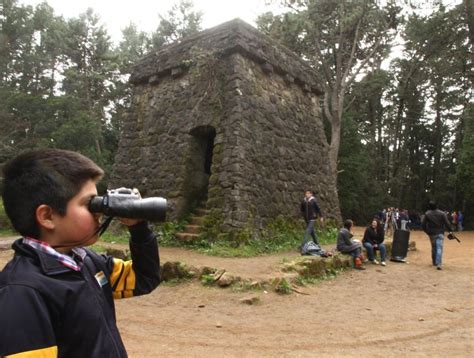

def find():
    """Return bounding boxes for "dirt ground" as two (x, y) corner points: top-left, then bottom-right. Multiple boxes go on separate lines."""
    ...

(1, 228), (473, 357)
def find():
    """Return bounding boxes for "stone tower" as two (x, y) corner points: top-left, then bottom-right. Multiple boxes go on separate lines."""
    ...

(112, 19), (341, 231)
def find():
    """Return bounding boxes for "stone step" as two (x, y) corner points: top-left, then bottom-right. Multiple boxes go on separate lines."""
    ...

(175, 232), (200, 243)
(195, 208), (209, 217)
(189, 216), (205, 225)
(183, 225), (201, 234)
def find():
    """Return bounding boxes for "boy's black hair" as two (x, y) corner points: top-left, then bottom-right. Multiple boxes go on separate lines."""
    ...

(428, 200), (437, 210)
(2, 149), (104, 238)
(343, 219), (353, 229)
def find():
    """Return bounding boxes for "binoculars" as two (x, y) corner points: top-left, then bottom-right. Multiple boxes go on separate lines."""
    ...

(89, 188), (167, 222)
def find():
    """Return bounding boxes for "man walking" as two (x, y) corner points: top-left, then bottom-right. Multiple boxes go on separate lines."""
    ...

(422, 200), (453, 270)
(300, 189), (323, 245)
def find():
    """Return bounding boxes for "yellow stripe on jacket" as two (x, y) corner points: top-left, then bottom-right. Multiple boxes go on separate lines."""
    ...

(6, 346), (58, 357)
(110, 258), (136, 299)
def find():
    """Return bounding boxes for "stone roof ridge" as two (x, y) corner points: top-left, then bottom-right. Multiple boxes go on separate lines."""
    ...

(130, 18), (323, 94)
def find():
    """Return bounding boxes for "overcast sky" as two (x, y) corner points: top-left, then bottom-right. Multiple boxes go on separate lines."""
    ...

(19, 0), (285, 43)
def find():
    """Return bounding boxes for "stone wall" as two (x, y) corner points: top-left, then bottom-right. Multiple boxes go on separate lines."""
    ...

(112, 19), (341, 232)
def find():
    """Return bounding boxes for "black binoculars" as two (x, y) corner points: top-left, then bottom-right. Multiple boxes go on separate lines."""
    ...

(89, 188), (167, 222)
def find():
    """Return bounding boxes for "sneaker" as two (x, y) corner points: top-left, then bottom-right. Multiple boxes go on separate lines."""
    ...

(436, 266), (442, 270)
(354, 265), (366, 270)
(380, 261), (386, 266)
(372, 259), (379, 265)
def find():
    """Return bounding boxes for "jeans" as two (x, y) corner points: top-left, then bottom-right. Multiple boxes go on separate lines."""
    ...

(303, 220), (319, 244)
(429, 233), (444, 266)
(363, 242), (386, 262)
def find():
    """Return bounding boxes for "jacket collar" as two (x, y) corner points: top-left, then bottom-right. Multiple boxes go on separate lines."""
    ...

(13, 239), (75, 275)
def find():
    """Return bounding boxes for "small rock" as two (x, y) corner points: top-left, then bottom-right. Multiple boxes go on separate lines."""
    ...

(239, 296), (260, 305)
(216, 323), (222, 328)
(217, 272), (234, 287)
(418, 318), (425, 321)
(198, 304), (205, 308)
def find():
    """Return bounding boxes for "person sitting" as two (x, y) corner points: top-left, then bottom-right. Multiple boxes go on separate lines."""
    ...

(362, 218), (387, 266)
(337, 219), (365, 270)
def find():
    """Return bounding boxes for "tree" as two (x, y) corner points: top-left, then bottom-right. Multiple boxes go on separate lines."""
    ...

(152, 0), (202, 48)
(258, 0), (401, 177)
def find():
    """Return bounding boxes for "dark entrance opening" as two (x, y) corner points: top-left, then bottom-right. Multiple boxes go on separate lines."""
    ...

(182, 125), (216, 214)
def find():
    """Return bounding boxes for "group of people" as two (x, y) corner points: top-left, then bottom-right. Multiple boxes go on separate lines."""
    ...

(300, 190), (386, 269)
(378, 207), (411, 234)
(301, 191), (458, 271)
(335, 219), (387, 270)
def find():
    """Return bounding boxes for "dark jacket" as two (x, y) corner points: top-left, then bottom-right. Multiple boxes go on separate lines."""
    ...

(422, 209), (452, 235)
(0, 221), (160, 358)
(362, 226), (385, 245)
(336, 228), (361, 253)
(300, 196), (322, 222)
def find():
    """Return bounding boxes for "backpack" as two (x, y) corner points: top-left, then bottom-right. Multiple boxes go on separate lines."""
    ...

(301, 241), (324, 256)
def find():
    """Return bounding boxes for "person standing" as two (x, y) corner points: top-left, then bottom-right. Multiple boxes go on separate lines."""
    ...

(362, 218), (387, 266)
(457, 210), (464, 232)
(384, 208), (392, 236)
(300, 190), (323, 245)
(422, 200), (453, 270)
(451, 210), (458, 230)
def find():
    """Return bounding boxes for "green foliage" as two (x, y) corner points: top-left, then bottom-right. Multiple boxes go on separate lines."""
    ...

(151, 0), (202, 48)
(0, 199), (14, 235)
(155, 220), (187, 245)
(168, 216), (338, 258)
(272, 278), (292, 295)
(456, 104), (474, 228)
(200, 274), (216, 286)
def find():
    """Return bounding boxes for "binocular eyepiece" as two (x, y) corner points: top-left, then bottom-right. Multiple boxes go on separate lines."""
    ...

(89, 188), (167, 222)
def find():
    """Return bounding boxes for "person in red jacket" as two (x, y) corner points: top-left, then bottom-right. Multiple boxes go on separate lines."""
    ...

(0, 149), (161, 357)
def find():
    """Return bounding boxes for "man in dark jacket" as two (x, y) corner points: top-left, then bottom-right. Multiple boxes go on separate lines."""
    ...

(422, 200), (453, 270)
(0, 149), (161, 357)
(300, 190), (324, 245)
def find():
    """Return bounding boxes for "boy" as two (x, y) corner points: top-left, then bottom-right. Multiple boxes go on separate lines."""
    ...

(0, 149), (161, 357)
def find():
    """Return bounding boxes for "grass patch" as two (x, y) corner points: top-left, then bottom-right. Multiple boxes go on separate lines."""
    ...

(0, 228), (17, 237)
(157, 216), (338, 258)
(88, 216), (338, 259)
(0, 199), (15, 236)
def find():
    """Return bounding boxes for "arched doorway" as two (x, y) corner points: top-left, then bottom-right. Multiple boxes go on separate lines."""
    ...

(182, 125), (216, 214)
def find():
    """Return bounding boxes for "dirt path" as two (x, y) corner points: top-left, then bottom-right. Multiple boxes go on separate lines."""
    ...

(1, 229), (473, 357)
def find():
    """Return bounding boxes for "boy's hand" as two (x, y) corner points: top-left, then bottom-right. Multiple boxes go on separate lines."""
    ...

(119, 218), (142, 226)
(118, 188), (143, 226)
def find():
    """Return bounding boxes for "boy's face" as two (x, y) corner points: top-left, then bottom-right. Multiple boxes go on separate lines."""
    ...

(305, 191), (312, 199)
(48, 179), (101, 250)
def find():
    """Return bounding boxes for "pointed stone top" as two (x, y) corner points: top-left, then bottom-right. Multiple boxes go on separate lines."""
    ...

(130, 18), (323, 94)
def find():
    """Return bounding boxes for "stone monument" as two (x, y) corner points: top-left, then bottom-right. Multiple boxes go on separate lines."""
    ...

(112, 18), (341, 231)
